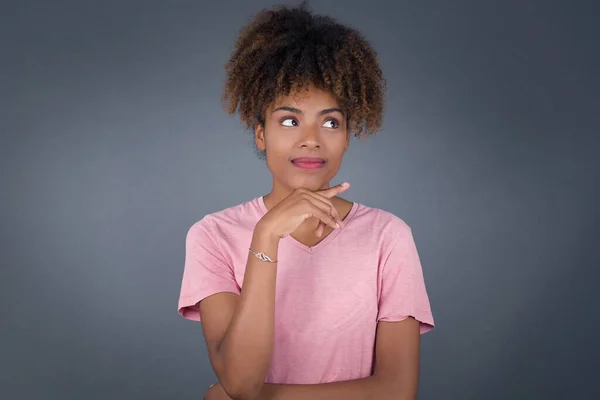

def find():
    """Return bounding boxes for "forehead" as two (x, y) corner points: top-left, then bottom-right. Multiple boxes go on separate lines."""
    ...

(270, 85), (341, 110)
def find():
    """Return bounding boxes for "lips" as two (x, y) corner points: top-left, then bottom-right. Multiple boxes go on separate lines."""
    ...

(291, 157), (326, 170)
(291, 157), (326, 164)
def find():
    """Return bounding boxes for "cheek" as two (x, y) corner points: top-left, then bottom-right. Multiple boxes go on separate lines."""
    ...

(264, 142), (290, 172)
(264, 134), (294, 160)
(326, 135), (349, 157)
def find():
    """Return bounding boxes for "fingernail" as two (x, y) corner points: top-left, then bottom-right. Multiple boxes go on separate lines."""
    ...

(341, 182), (349, 187)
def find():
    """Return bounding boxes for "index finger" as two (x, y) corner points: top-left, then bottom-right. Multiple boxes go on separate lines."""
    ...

(317, 182), (350, 198)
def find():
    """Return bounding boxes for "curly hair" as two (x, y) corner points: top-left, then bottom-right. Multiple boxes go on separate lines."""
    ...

(222, 1), (386, 153)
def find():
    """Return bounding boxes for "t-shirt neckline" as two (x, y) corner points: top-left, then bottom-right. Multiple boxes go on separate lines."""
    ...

(256, 195), (359, 254)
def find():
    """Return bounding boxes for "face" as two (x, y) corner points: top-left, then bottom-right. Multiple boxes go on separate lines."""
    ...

(255, 85), (350, 193)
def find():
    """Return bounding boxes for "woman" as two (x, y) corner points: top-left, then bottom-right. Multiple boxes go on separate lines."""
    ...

(178, 3), (435, 399)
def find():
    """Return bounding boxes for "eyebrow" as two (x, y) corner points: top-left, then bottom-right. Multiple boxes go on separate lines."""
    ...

(271, 106), (345, 116)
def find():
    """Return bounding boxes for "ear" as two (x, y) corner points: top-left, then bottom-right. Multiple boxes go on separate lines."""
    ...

(255, 123), (266, 152)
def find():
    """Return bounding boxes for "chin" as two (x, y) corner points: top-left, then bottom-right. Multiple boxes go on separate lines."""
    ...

(289, 177), (332, 192)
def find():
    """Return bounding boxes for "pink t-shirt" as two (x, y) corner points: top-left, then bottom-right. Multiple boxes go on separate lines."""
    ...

(178, 196), (434, 384)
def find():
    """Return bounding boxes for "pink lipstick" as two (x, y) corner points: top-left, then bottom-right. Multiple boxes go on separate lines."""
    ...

(291, 157), (326, 170)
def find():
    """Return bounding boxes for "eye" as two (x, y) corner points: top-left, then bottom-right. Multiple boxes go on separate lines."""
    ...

(281, 118), (298, 127)
(323, 119), (339, 129)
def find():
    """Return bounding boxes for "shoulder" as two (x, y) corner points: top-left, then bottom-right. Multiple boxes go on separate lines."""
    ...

(187, 196), (263, 238)
(352, 201), (413, 240)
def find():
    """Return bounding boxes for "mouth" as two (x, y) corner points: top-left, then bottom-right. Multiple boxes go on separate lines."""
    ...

(291, 157), (326, 171)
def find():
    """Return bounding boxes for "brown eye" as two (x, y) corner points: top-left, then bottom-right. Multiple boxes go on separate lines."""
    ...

(281, 118), (298, 127)
(323, 119), (339, 129)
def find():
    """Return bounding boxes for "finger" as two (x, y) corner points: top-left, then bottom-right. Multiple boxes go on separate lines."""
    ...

(315, 221), (325, 237)
(302, 205), (339, 230)
(300, 191), (341, 222)
(305, 191), (340, 218)
(312, 207), (340, 230)
(317, 182), (350, 199)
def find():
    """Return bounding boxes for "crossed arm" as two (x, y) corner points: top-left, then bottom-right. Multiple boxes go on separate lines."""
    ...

(200, 292), (421, 400)
(256, 315), (421, 400)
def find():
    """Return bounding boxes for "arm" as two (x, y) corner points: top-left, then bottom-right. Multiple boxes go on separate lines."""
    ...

(198, 184), (358, 400)
(257, 317), (421, 400)
(200, 227), (280, 400)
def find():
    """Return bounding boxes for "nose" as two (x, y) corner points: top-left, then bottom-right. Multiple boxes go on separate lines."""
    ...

(299, 125), (321, 149)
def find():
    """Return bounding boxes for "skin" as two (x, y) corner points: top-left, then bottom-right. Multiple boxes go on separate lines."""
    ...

(256, 84), (354, 245)
(201, 85), (421, 400)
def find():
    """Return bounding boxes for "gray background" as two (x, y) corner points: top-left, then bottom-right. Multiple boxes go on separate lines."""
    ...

(2, 0), (598, 399)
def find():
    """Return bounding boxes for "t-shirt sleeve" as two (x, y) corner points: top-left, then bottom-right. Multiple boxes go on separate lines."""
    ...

(177, 217), (241, 321)
(377, 225), (435, 334)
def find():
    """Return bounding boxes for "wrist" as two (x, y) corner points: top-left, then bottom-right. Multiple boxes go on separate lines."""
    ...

(251, 223), (280, 260)
(253, 221), (280, 243)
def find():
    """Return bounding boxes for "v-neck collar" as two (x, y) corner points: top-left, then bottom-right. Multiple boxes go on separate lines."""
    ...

(256, 196), (359, 255)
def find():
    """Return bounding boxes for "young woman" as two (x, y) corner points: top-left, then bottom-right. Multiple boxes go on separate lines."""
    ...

(178, 3), (435, 399)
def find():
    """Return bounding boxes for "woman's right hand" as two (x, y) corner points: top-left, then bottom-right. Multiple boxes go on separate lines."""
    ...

(256, 182), (351, 239)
